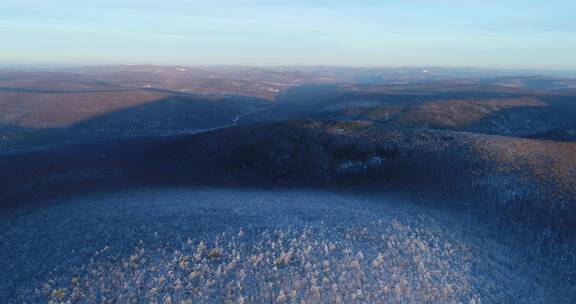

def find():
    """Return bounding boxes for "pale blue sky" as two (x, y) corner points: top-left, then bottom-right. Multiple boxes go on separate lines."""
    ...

(1, 0), (575, 69)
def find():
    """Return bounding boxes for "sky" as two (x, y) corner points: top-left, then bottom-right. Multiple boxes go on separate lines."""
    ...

(1, 0), (575, 69)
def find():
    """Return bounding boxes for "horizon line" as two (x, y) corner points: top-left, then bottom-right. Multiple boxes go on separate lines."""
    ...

(1, 63), (576, 74)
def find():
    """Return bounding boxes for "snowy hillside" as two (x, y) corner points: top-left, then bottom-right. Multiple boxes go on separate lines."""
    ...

(1, 189), (571, 303)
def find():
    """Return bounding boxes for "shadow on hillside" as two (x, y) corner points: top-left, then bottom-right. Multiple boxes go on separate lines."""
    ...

(0, 93), (271, 153)
(69, 94), (270, 137)
(466, 102), (576, 138)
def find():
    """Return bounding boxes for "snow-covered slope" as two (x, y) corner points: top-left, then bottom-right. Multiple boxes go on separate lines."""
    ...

(0, 189), (571, 303)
